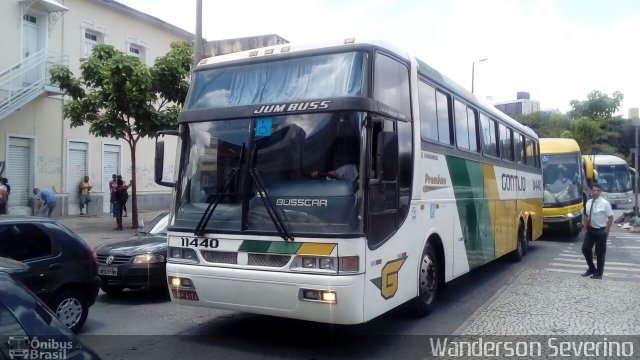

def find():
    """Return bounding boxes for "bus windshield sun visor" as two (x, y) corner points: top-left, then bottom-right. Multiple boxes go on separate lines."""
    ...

(194, 145), (245, 237)
(250, 168), (294, 241)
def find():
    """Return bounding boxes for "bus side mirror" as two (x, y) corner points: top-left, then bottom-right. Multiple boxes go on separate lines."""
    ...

(155, 130), (179, 187)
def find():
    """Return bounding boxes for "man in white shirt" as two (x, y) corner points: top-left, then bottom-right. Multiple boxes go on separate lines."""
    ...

(581, 183), (614, 279)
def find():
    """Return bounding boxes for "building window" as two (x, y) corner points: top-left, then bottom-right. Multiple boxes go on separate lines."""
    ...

(23, 14), (37, 24)
(127, 43), (146, 63)
(83, 29), (104, 57)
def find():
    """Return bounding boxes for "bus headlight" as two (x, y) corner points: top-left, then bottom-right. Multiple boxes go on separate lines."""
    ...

(302, 257), (317, 268)
(168, 247), (199, 263)
(291, 256), (358, 274)
(319, 258), (335, 270)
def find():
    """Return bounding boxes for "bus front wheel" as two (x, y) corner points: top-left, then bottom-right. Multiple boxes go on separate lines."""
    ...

(414, 242), (439, 316)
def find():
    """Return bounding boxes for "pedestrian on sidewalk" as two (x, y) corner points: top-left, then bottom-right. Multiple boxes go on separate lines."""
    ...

(112, 179), (129, 230)
(109, 174), (117, 216)
(33, 188), (57, 218)
(0, 180), (8, 215)
(581, 183), (614, 280)
(116, 175), (130, 217)
(79, 175), (92, 216)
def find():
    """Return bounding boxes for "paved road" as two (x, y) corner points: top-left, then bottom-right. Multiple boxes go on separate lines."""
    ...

(57, 208), (640, 358)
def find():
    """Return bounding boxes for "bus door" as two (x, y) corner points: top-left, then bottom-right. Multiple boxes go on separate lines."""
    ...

(366, 117), (399, 248)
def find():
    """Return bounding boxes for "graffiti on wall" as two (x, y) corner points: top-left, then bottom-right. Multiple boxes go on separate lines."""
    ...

(38, 156), (62, 175)
(126, 164), (175, 189)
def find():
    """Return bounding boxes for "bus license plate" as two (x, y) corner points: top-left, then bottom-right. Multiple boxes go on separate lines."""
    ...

(172, 288), (199, 301)
(98, 266), (117, 276)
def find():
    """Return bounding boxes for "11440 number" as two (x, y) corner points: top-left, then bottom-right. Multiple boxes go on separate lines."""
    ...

(180, 237), (219, 249)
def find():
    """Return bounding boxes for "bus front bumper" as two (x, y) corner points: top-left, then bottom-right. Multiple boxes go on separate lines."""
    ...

(166, 263), (365, 324)
(543, 212), (583, 234)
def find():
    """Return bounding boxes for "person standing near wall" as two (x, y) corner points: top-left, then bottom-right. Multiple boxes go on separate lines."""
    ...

(79, 175), (92, 216)
(0, 180), (7, 215)
(112, 179), (129, 230)
(109, 174), (117, 216)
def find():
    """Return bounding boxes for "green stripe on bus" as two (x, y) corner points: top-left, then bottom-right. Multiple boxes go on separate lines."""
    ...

(238, 240), (302, 254)
(268, 242), (302, 254)
(238, 240), (271, 253)
(446, 156), (496, 268)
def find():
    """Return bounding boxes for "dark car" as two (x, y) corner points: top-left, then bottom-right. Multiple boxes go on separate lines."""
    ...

(0, 217), (100, 333)
(0, 257), (100, 359)
(95, 212), (169, 295)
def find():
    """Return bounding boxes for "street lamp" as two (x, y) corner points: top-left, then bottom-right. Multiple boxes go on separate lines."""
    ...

(471, 58), (488, 94)
(630, 107), (640, 216)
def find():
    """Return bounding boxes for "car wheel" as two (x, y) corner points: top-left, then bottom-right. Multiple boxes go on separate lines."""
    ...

(50, 289), (88, 333)
(100, 283), (124, 295)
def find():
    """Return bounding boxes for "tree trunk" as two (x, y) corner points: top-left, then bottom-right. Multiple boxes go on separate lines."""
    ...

(130, 140), (139, 229)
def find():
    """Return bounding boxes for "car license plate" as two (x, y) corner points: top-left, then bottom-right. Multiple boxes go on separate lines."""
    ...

(98, 266), (117, 276)
(172, 288), (199, 301)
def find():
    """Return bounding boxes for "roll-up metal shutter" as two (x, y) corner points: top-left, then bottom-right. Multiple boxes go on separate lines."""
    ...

(67, 141), (88, 215)
(103, 144), (120, 213)
(7, 137), (34, 212)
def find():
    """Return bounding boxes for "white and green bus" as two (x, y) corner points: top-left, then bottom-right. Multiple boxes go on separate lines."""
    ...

(591, 154), (634, 208)
(154, 38), (543, 324)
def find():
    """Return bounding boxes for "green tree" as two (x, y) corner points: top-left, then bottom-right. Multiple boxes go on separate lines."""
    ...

(50, 42), (193, 228)
(569, 90), (623, 120)
(515, 110), (570, 138)
(567, 90), (627, 157)
(569, 117), (600, 153)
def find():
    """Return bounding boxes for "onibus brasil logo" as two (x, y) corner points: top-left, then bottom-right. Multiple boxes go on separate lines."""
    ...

(7, 336), (73, 359)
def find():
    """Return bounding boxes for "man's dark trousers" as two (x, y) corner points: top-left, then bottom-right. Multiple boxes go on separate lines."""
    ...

(582, 227), (607, 276)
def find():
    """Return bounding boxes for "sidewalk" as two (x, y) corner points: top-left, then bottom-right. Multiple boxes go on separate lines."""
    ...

(58, 210), (166, 248)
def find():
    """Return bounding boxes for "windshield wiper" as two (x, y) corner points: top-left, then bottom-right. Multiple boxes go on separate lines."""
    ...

(249, 168), (294, 241)
(194, 145), (245, 237)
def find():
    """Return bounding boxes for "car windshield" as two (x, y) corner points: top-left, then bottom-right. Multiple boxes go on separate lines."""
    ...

(139, 213), (169, 235)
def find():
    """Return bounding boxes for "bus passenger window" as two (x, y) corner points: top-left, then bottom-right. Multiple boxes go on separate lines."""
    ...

(418, 81), (438, 142)
(436, 91), (452, 144)
(467, 107), (479, 152)
(454, 100), (469, 150)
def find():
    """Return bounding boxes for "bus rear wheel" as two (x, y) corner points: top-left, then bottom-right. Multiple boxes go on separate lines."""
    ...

(414, 243), (439, 316)
(510, 222), (526, 262)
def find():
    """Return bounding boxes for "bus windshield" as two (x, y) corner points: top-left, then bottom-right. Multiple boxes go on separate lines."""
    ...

(176, 112), (364, 237)
(595, 164), (632, 193)
(185, 51), (367, 110)
(542, 153), (582, 206)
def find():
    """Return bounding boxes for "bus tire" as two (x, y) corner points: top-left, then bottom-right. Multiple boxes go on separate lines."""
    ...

(413, 242), (439, 316)
(509, 222), (526, 262)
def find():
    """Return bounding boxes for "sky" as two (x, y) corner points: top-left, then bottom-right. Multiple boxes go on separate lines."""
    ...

(118, 0), (640, 116)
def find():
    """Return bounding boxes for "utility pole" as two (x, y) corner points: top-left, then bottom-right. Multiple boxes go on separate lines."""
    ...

(194, 0), (202, 68)
(630, 108), (640, 216)
(471, 58), (487, 94)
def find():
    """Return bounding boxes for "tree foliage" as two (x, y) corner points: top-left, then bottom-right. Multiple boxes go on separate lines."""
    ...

(515, 110), (570, 138)
(50, 41), (193, 227)
(569, 90), (623, 120)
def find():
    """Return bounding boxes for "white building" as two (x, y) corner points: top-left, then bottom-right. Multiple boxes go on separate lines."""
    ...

(494, 91), (540, 117)
(0, 0), (192, 216)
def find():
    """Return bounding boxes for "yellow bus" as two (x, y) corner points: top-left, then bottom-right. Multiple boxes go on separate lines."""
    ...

(155, 38), (543, 323)
(540, 138), (585, 236)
